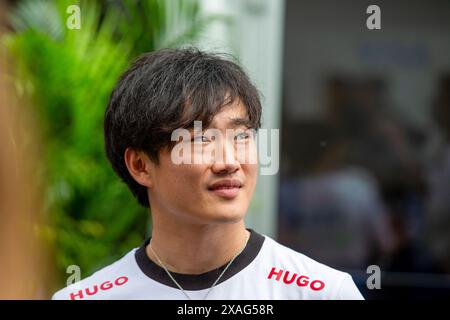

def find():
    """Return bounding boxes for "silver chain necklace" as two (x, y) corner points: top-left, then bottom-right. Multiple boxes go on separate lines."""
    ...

(148, 232), (250, 300)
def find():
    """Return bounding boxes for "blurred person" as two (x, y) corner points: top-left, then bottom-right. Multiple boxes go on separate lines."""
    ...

(425, 75), (450, 274)
(0, 7), (49, 297)
(325, 77), (441, 275)
(279, 121), (396, 271)
(52, 48), (363, 300)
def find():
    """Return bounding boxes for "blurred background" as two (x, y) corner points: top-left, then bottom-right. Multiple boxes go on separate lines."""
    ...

(1, 0), (449, 299)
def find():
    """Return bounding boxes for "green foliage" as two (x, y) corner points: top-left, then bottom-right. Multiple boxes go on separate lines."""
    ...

(4, 0), (218, 287)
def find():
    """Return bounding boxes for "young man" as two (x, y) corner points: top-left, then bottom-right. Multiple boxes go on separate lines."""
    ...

(52, 48), (364, 300)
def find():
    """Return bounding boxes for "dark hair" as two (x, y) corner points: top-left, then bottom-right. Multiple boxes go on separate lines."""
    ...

(104, 48), (262, 208)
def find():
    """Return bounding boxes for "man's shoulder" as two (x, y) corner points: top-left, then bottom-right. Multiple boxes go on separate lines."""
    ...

(261, 235), (344, 275)
(52, 248), (138, 300)
(259, 235), (364, 299)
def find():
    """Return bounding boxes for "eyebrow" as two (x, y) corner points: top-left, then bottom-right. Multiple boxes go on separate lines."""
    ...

(228, 117), (253, 128)
(187, 117), (254, 133)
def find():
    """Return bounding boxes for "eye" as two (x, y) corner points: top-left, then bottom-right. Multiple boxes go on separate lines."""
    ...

(235, 132), (251, 141)
(192, 135), (211, 143)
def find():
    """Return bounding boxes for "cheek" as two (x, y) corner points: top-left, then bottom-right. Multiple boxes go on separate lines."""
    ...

(243, 163), (258, 192)
(159, 164), (204, 196)
(153, 167), (201, 214)
(235, 140), (258, 165)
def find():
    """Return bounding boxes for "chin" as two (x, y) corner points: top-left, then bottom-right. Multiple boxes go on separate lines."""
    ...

(204, 208), (246, 224)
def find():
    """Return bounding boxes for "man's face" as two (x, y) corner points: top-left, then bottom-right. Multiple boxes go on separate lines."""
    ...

(148, 100), (258, 225)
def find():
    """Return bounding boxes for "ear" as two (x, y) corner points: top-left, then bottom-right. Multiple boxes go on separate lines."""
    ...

(124, 148), (154, 188)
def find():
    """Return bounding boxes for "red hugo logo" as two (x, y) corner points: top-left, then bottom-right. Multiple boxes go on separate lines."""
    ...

(267, 268), (325, 291)
(69, 276), (128, 300)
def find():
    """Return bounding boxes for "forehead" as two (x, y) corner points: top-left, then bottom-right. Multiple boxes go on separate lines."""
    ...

(208, 100), (251, 129)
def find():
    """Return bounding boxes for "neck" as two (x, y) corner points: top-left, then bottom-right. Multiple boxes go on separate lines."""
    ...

(147, 215), (250, 275)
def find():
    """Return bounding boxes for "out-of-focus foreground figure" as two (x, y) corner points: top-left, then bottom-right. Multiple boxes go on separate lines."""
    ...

(0, 0), (49, 299)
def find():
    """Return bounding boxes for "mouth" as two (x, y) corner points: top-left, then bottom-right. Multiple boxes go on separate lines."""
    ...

(208, 179), (243, 199)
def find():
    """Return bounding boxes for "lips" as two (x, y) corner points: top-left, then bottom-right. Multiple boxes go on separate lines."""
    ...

(208, 179), (242, 199)
(208, 179), (242, 190)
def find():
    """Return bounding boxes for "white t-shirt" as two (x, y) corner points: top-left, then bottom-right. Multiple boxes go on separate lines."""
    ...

(52, 229), (364, 300)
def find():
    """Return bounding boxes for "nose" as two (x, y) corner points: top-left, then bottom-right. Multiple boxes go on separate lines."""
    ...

(211, 139), (240, 174)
